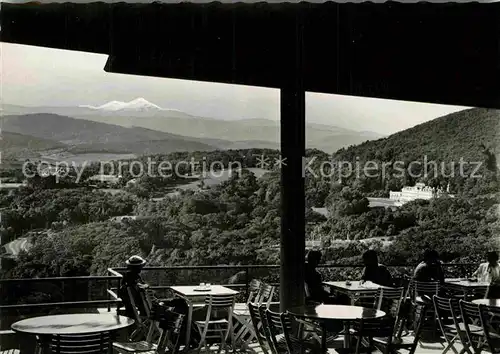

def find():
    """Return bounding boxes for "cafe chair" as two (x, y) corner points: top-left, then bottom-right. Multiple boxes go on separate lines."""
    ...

(0, 330), (20, 354)
(258, 305), (278, 354)
(234, 283), (275, 346)
(50, 332), (112, 354)
(121, 286), (161, 343)
(248, 303), (272, 354)
(405, 279), (439, 304)
(472, 287), (488, 301)
(265, 309), (320, 354)
(113, 311), (185, 354)
(433, 295), (474, 354)
(374, 287), (405, 318)
(459, 300), (487, 354)
(410, 281), (440, 338)
(370, 302), (427, 354)
(335, 316), (396, 354)
(234, 279), (262, 313)
(374, 287), (404, 311)
(194, 294), (237, 354)
(354, 290), (379, 308)
(233, 279), (262, 345)
(301, 283), (340, 347)
(479, 304), (500, 353)
(258, 283), (276, 309)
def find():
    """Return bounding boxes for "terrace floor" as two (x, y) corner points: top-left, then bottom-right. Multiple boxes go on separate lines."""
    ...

(96, 310), (455, 354)
(188, 338), (454, 353)
(0, 341), (454, 354)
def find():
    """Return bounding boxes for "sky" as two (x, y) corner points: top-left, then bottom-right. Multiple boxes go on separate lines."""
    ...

(1, 42), (470, 135)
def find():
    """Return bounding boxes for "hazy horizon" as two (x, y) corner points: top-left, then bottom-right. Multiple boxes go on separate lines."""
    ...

(2, 42), (470, 135)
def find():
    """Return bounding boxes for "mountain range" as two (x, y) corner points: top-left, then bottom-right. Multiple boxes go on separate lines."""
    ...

(79, 97), (166, 112)
(1, 100), (384, 157)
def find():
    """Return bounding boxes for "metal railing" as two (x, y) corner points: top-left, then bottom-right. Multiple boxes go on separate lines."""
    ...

(109, 262), (478, 301)
(0, 262), (479, 310)
(0, 273), (123, 312)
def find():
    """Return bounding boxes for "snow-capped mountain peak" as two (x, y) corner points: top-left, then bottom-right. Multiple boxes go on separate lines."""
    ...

(79, 98), (164, 112)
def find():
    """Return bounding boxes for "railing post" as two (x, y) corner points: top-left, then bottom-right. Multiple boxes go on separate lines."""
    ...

(245, 266), (250, 300)
(61, 280), (65, 302)
(87, 279), (92, 304)
(106, 279), (111, 312)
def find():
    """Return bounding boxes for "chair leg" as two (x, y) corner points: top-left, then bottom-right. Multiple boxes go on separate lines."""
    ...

(196, 325), (206, 354)
(234, 317), (249, 342)
(441, 335), (460, 354)
(230, 324), (236, 353)
(218, 331), (225, 354)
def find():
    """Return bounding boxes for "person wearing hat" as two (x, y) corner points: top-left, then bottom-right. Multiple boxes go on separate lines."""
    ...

(119, 255), (150, 320)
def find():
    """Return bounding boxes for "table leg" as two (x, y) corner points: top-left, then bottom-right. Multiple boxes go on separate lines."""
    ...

(321, 324), (327, 353)
(343, 322), (351, 349)
(184, 301), (193, 351)
(36, 335), (51, 354)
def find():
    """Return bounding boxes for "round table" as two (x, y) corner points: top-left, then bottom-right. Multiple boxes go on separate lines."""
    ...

(473, 298), (500, 307)
(12, 313), (134, 353)
(288, 304), (386, 351)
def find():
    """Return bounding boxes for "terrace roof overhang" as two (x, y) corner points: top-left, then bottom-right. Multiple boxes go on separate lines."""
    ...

(2, 1), (500, 310)
(2, 2), (500, 105)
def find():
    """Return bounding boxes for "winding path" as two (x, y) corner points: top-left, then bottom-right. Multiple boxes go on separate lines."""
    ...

(3, 237), (29, 256)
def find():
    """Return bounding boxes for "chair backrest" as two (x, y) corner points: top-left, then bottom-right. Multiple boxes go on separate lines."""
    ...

(459, 300), (484, 354)
(258, 283), (275, 308)
(280, 312), (303, 354)
(248, 303), (271, 354)
(479, 304), (500, 354)
(374, 287), (405, 316)
(473, 286), (488, 300)
(258, 305), (277, 354)
(411, 281), (440, 302)
(266, 308), (289, 353)
(247, 279), (263, 304)
(50, 332), (112, 354)
(433, 295), (465, 344)
(433, 295), (460, 322)
(205, 294), (236, 309)
(354, 289), (379, 307)
(203, 294), (236, 329)
(352, 316), (395, 353)
(413, 280), (440, 294)
(403, 276), (413, 299)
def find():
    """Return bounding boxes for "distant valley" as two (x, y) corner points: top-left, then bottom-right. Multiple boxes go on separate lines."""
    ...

(1, 100), (384, 163)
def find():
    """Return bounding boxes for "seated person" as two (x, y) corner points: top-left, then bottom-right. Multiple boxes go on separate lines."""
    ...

(473, 251), (500, 282)
(414, 249), (445, 284)
(304, 250), (345, 334)
(118, 255), (150, 319)
(360, 250), (393, 287)
(305, 250), (332, 303)
(473, 251), (500, 298)
(305, 250), (349, 305)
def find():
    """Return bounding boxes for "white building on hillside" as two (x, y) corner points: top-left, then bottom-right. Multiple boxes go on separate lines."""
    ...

(389, 182), (453, 206)
(88, 174), (122, 184)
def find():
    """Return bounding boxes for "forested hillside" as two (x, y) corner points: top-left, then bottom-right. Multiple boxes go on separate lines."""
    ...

(332, 108), (499, 190)
(1, 108), (499, 284)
